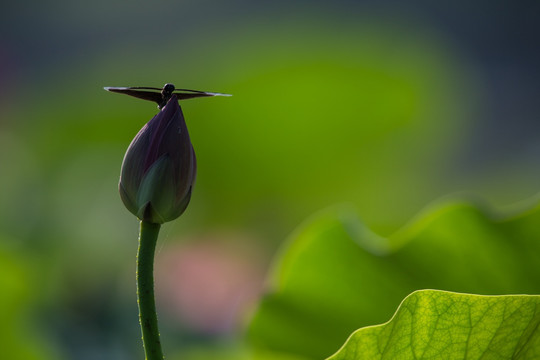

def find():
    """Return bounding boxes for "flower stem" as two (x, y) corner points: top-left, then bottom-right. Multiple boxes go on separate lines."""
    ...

(137, 220), (164, 360)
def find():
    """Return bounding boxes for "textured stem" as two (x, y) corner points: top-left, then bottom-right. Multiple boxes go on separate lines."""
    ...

(137, 220), (164, 360)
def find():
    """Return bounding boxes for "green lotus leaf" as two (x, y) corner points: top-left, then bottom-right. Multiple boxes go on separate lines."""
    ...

(328, 290), (540, 360)
(248, 200), (540, 359)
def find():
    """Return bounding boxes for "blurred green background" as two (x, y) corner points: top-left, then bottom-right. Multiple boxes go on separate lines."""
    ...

(1, 1), (540, 359)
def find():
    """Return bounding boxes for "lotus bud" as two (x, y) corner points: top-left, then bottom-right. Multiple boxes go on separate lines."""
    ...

(119, 95), (196, 224)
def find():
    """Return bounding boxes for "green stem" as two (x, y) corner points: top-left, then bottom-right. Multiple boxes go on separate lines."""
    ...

(137, 220), (164, 360)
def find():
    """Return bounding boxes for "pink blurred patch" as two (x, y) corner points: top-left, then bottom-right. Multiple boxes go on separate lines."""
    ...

(154, 232), (268, 334)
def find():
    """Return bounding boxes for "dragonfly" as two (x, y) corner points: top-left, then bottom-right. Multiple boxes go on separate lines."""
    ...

(104, 83), (231, 109)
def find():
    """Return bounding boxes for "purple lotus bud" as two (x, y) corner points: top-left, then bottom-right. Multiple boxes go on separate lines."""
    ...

(119, 95), (196, 224)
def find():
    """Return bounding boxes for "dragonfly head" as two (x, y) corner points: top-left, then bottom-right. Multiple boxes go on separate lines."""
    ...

(162, 83), (175, 96)
(159, 83), (176, 109)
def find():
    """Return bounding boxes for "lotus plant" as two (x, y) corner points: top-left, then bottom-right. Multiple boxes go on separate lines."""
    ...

(106, 83), (230, 359)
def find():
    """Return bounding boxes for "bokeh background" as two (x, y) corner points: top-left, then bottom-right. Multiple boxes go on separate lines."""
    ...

(1, 1), (540, 359)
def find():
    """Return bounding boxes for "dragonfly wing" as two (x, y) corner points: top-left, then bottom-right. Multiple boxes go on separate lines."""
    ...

(105, 88), (163, 105)
(174, 90), (232, 100)
(175, 92), (215, 100)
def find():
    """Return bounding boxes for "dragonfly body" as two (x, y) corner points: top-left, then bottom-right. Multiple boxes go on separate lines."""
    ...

(105, 83), (230, 109)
